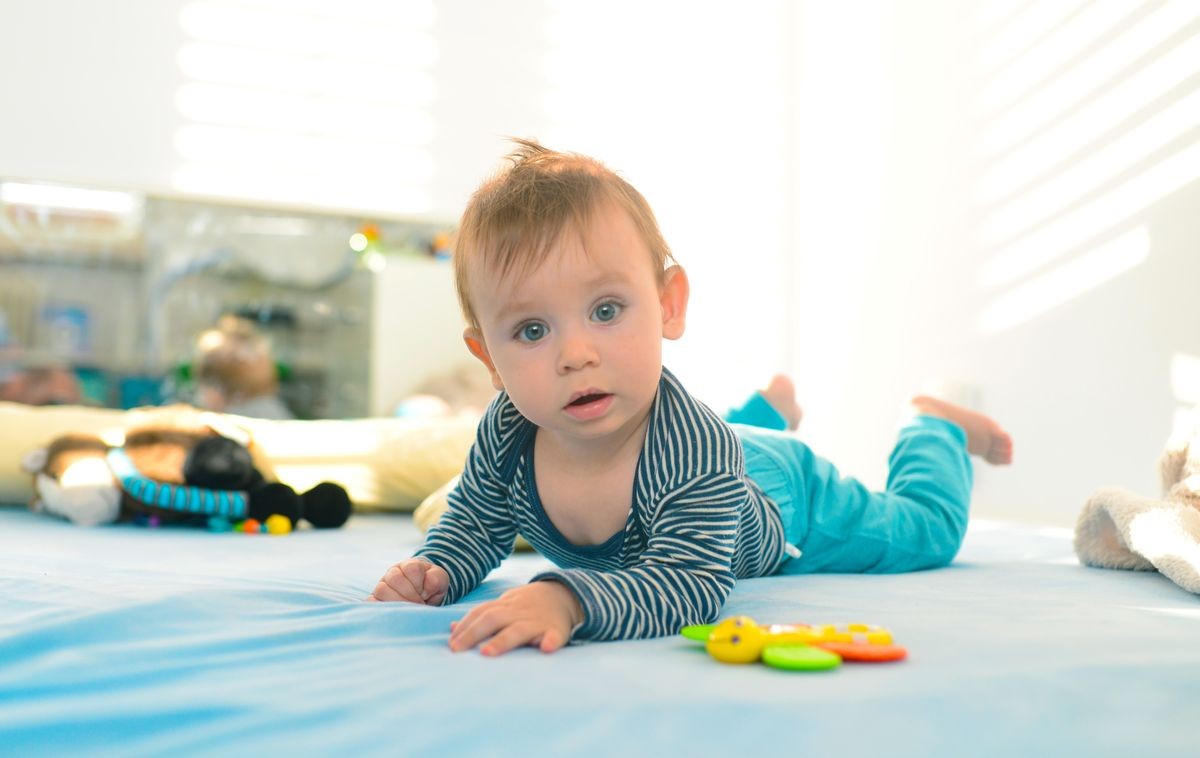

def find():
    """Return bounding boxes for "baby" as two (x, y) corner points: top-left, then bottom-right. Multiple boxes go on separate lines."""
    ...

(370, 139), (1012, 656)
(191, 315), (294, 420)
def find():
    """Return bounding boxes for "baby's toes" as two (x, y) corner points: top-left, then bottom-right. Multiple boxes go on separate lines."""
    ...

(986, 433), (1014, 464)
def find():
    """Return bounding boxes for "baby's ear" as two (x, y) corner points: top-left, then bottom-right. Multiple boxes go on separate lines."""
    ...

(660, 265), (690, 340)
(463, 329), (505, 391)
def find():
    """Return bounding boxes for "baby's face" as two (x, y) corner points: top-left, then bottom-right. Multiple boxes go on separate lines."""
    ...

(467, 202), (684, 446)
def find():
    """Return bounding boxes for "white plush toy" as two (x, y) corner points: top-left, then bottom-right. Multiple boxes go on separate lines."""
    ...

(21, 447), (121, 527)
(1075, 406), (1200, 594)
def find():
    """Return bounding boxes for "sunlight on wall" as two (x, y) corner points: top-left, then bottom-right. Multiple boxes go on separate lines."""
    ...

(979, 139), (1197, 290)
(975, 0), (1090, 74)
(975, 0), (1199, 333)
(980, 86), (1200, 252)
(979, 1), (1197, 163)
(979, 225), (1149, 333)
(538, 0), (793, 406)
(790, 1), (885, 409)
(172, 0), (437, 216)
(977, 1), (1132, 116)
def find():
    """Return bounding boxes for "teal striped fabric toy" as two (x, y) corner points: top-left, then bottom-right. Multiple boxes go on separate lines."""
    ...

(107, 447), (250, 519)
(25, 429), (351, 531)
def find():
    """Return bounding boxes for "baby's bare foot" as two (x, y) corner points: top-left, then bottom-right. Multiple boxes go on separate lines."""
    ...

(761, 374), (803, 431)
(911, 395), (1013, 465)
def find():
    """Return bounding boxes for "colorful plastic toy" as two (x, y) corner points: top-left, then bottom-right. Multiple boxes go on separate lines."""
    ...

(264, 514), (292, 535)
(681, 616), (908, 671)
(206, 514), (292, 535)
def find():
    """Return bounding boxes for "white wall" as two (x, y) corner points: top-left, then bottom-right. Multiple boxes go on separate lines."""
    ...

(0, 0), (184, 192)
(369, 256), (467, 416)
(788, 0), (1200, 525)
(3, 0), (1197, 526)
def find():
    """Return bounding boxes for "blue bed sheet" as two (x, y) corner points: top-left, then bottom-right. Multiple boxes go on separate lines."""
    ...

(1, 507), (1197, 757)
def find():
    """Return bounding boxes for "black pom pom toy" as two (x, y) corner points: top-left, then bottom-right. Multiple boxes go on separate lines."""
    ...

(184, 436), (352, 530)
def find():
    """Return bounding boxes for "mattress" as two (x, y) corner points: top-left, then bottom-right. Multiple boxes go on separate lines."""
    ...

(1, 508), (1196, 756)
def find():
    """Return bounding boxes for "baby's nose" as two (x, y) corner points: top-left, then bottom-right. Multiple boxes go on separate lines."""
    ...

(557, 330), (599, 372)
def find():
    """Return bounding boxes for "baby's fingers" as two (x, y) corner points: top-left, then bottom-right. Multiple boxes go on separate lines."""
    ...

(422, 567), (449, 604)
(372, 564), (423, 603)
(401, 562), (428, 594)
(479, 623), (541, 657)
(369, 579), (413, 603)
(538, 627), (569, 653)
(449, 604), (500, 651)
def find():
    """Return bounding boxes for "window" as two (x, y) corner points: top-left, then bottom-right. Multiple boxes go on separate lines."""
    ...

(172, 0), (437, 216)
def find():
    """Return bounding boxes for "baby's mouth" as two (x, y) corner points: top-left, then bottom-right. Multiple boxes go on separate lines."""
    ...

(566, 392), (610, 408)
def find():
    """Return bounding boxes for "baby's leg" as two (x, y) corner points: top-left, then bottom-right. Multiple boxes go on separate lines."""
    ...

(762, 417), (974, 574)
(761, 375), (803, 430)
(911, 395), (1012, 464)
(725, 374), (803, 431)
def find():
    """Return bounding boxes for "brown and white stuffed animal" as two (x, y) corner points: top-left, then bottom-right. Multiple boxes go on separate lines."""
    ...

(22, 434), (121, 527)
(1075, 407), (1200, 594)
(21, 420), (352, 530)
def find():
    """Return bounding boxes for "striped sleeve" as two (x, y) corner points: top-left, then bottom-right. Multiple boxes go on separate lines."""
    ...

(532, 472), (743, 641)
(413, 404), (519, 605)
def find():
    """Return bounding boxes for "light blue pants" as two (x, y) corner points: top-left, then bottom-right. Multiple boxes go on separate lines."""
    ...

(734, 415), (973, 574)
(725, 391), (789, 431)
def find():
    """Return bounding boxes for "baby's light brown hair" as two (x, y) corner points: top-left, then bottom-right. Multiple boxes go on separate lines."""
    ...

(453, 138), (675, 329)
(193, 315), (279, 402)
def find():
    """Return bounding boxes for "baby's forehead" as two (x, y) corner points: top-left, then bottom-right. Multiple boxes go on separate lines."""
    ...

(510, 202), (648, 267)
(483, 236), (652, 288)
(471, 241), (656, 316)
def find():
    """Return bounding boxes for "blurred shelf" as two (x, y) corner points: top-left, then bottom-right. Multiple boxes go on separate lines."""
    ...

(0, 249), (145, 269)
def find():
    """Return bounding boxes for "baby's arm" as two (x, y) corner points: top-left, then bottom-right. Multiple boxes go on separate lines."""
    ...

(448, 473), (743, 654)
(544, 474), (743, 640)
(411, 472), (516, 603)
(370, 415), (517, 606)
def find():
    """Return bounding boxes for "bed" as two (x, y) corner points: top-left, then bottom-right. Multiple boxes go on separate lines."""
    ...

(1, 503), (1197, 757)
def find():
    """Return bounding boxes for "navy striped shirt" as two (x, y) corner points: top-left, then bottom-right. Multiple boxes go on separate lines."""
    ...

(414, 368), (788, 641)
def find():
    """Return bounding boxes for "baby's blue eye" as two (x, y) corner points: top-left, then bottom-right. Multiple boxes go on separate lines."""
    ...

(517, 322), (548, 342)
(592, 302), (621, 323)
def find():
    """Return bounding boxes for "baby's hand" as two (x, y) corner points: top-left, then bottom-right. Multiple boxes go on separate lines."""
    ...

(368, 558), (449, 605)
(448, 581), (583, 656)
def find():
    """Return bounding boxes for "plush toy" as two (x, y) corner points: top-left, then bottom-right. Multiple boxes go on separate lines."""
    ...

(22, 425), (352, 531)
(1075, 406), (1200, 594)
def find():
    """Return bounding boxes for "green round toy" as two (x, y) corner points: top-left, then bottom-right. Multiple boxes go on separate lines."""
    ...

(761, 644), (842, 671)
(680, 624), (716, 642)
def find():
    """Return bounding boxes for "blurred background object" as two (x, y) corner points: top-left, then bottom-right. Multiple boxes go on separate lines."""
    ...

(0, 364), (83, 406)
(0, 187), (466, 418)
(187, 314), (294, 419)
